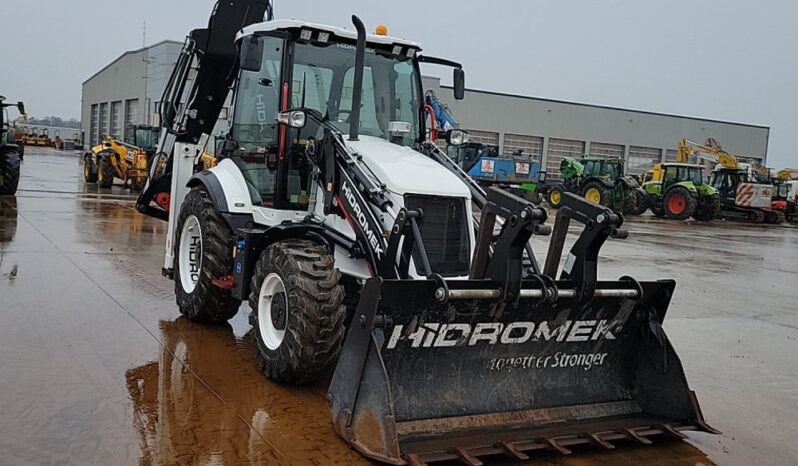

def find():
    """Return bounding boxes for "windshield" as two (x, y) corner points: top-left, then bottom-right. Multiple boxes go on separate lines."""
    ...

(136, 129), (158, 151)
(292, 41), (421, 147)
(597, 161), (621, 177)
(688, 167), (705, 185)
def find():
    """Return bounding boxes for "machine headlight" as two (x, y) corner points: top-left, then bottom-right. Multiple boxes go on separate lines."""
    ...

(446, 129), (469, 146)
(278, 110), (306, 128)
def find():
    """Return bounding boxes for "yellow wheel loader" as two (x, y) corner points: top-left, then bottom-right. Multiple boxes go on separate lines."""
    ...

(83, 124), (158, 190)
(135, 2), (717, 464)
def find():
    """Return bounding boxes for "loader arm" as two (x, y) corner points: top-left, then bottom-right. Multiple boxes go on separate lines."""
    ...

(136, 0), (271, 220)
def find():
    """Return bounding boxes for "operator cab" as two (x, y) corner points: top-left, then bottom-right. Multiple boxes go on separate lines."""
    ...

(662, 163), (706, 188)
(583, 158), (622, 179)
(225, 20), (431, 210)
(123, 124), (159, 154)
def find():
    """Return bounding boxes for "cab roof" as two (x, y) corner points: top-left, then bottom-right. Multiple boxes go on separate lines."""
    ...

(661, 162), (705, 168)
(238, 19), (422, 50)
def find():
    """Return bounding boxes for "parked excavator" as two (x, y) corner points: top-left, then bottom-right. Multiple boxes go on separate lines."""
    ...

(678, 138), (783, 223)
(0, 96), (24, 195)
(425, 91), (541, 199)
(136, 2), (715, 463)
(83, 123), (158, 190)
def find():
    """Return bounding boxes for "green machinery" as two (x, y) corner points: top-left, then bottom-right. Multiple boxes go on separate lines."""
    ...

(0, 96), (24, 195)
(640, 163), (720, 221)
(543, 156), (647, 215)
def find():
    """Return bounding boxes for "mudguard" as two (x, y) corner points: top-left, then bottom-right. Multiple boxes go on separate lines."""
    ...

(187, 158), (254, 214)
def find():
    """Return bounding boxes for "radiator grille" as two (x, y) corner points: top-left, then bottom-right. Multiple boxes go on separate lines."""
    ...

(404, 195), (470, 277)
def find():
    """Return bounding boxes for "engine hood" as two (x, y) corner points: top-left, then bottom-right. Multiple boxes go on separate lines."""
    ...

(345, 136), (470, 198)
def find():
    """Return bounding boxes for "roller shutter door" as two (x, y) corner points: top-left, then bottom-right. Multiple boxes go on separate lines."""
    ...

(99, 102), (109, 139)
(466, 130), (499, 147)
(546, 138), (585, 180)
(110, 101), (122, 139)
(627, 146), (661, 175)
(89, 104), (99, 146)
(589, 142), (624, 159)
(125, 99), (138, 126)
(503, 133), (543, 161)
(665, 149), (678, 162)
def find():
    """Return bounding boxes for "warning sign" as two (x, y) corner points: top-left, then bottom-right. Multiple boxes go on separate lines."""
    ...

(515, 162), (530, 175)
(481, 159), (495, 173)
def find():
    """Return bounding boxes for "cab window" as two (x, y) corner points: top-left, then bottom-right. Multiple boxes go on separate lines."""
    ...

(230, 36), (284, 207)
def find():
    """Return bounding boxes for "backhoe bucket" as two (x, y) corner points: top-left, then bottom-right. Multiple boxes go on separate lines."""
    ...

(328, 277), (715, 465)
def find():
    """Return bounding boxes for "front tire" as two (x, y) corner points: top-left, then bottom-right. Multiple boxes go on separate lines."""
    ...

(547, 186), (564, 208)
(249, 239), (346, 384)
(581, 181), (610, 207)
(83, 155), (98, 182)
(97, 158), (114, 188)
(664, 186), (696, 220)
(174, 186), (241, 324)
(0, 153), (21, 195)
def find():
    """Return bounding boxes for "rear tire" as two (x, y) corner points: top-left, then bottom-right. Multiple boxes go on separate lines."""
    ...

(83, 156), (98, 183)
(174, 186), (241, 324)
(663, 186), (696, 220)
(0, 153), (21, 195)
(249, 239), (346, 384)
(97, 158), (114, 188)
(693, 196), (720, 221)
(629, 189), (648, 215)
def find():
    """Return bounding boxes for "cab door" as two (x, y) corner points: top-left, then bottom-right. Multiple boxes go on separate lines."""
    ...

(228, 35), (287, 210)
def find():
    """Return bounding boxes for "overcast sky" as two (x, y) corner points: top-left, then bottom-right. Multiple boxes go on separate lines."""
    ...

(1, 0), (795, 166)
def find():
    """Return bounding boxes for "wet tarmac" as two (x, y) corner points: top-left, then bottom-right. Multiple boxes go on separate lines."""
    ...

(1, 148), (796, 465)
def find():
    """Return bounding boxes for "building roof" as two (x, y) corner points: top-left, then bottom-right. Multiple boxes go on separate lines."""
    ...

(436, 82), (770, 131)
(82, 39), (183, 85)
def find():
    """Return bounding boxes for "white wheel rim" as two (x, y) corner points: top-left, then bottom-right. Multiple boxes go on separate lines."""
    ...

(178, 215), (202, 293)
(258, 273), (287, 350)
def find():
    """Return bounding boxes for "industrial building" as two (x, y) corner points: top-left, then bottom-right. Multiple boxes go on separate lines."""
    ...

(81, 43), (769, 176)
(81, 40), (183, 147)
(423, 77), (769, 177)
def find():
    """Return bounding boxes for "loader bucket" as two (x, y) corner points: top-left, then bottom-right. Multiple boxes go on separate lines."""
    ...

(328, 277), (716, 465)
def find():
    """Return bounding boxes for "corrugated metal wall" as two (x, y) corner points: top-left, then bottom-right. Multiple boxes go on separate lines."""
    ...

(628, 146), (661, 175)
(503, 133), (543, 160)
(589, 142), (624, 158)
(546, 138), (585, 179)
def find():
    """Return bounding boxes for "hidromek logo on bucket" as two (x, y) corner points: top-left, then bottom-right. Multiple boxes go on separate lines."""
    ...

(385, 319), (618, 350)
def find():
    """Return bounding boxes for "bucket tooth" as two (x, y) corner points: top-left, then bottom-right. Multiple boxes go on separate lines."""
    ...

(580, 432), (616, 450)
(657, 423), (688, 439)
(620, 428), (653, 445)
(496, 441), (530, 460)
(404, 453), (428, 466)
(452, 447), (482, 466)
(539, 437), (572, 455)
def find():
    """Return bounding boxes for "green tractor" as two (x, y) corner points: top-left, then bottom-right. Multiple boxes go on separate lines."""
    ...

(544, 156), (647, 215)
(0, 96), (24, 196)
(641, 163), (720, 220)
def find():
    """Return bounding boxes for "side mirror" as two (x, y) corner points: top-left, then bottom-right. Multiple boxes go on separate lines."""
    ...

(239, 36), (263, 72)
(17, 102), (25, 115)
(453, 68), (465, 100)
